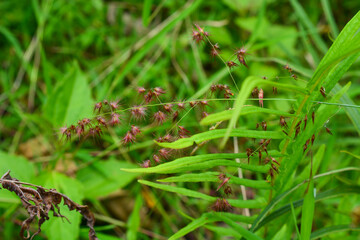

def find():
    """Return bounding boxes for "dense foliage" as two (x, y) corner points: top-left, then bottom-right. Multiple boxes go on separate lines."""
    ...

(0, 0), (360, 239)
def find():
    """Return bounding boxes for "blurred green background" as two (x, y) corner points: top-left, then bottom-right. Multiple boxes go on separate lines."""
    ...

(1, 0), (360, 239)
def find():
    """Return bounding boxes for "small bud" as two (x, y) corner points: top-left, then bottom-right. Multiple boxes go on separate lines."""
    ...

(252, 87), (259, 98)
(224, 186), (232, 196)
(311, 134), (315, 145)
(304, 115), (308, 130)
(110, 100), (120, 111)
(273, 86), (278, 95)
(235, 47), (248, 68)
(137, 87), (146, 94)
(154, 87), (166, 96)
(76, 126), (84, 139)
(131, 106), (147, 120)
(177, 102), (186, 110)
(320, 87), (326, 98)
(258, 150), (262, 165)
(123, 131), (136, 144)
(158, 148), (171, 160)
(130, 125), (141, 135)
(325, 127), (333, 135)
(258, 89), (264, 107)
(178, 126), (190, 138)
(94, 102), (102, 113)
(163, 104), (173, 113)
(216, 175), (230, 192)
(246, 148), (253, 164)
(211, 198), (232, 212)
(192, 30), (203, 44)
(201, 111), (209, 119)
(226, 61), (238, 70)
(280, 116), (288, 128)
(96, 116), (107, 127)
(141, 160), (151, 168)
(153, 111), (166, 124)
(109, 113), (121, 126)
(172, 111), (179, 122)
(153, 154), (161, 163)
(144, 90), (154, 103)
(312, 111), (315, 124)
(200, 100), (209, 107)
(261, 121), (267, 131)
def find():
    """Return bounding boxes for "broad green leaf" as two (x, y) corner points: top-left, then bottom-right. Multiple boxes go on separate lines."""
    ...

(77, 159), (140, 198)
(0, 151), (34, 181)
(0, 151), (35, 207)
(305, 11), (360, 100)
(139, 180), (265, 208)
(201, 106), (295, 126)
(41, 172), (84, 240)
(121, 151), (282, 174)
(158, 172), (271, 189)
(43, 62), (93, 127)
(300, 182), (315, 240)
(156, 129), (288, 149)
(221, 77), (307, 148)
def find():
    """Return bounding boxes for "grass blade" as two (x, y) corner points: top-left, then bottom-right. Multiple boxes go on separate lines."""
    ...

(138, 180), (266, 208)
(121, 151), (282, 174)
(201, 106), (294, 126)
(158, 172), (271, 189)
(156, 129), (288, 149)
(290, 0), (328, 53)
(310, 225), (360, 239)
(300, 181), (315, 240)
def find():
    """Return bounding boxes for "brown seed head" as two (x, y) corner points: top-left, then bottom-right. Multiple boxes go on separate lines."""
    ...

(96, 116), (107, 127)
(131, 106), (147, 120)
(141, 160), (151, 168)
(153, 87), (166, 96)
(226, 61), (238, 70)
(94, 102), (102, 113)
(131, 125), (141, 135)
(137, 87), (146, 94)
(109, 113), (121, 126)
(153, 111), (166, 124)
(123, 131), (136, 144)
